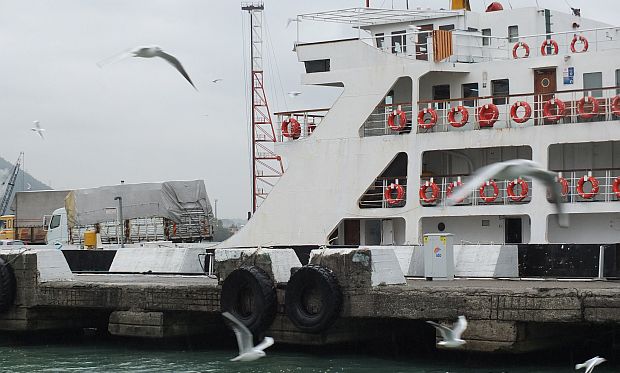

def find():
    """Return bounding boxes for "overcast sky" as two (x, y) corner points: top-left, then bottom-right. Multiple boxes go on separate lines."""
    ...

(0, 0), (616, 218)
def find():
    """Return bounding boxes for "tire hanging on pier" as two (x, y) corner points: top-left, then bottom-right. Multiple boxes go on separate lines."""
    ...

(0, 258), (17, 312)
(285, 264), (343, 333)
(220, 266), (277, 334)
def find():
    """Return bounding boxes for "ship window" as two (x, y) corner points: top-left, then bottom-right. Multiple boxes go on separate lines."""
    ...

(491, 79), (509, 105)
(304, 59), (330, 73)
(508, 25), (519, 42)
(432, 84), (450, 109)
(583, 72), (602, 97)
(439, 24), (455, 31)
(376, 33), (385, 49)
(391, 30), (406, 54)
(482, 28), (491, 46)
(462, 83), (479, 107)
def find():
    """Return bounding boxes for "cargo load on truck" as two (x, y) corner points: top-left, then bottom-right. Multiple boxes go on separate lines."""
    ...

(14, 190), (70, 244)
(60, 180), (214, 245)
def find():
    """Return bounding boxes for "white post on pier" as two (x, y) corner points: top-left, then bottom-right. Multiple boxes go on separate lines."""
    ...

(598, 245), (605, 280)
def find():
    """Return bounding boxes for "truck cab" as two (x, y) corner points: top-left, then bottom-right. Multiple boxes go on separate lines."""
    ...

(46, 208), (68, 245)
(0, 215), (15, 240)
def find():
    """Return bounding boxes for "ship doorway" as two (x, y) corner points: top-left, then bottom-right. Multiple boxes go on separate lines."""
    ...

(343, 219), (361, 245)
(534, 68), (557, 125)
(505, 217), (522, 244)
(416, 24), (433, 60)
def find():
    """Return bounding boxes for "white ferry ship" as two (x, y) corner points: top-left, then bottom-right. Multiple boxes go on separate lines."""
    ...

(226, 1), (620, 277)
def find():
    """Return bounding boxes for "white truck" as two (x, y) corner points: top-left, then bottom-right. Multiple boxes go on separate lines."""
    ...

(46, 180), (214, 246)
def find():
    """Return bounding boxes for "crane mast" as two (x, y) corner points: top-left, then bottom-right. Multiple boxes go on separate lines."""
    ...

(0, 152), (24, 215)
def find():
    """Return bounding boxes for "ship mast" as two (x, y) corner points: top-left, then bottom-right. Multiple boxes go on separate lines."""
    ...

(242, 2), (284, 215)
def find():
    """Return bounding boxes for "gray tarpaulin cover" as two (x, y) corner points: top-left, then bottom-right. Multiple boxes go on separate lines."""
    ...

(65, 180), (213, 228)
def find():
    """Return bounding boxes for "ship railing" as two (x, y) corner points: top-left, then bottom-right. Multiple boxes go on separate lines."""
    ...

(274, 108), (329, 142)
(419, 175), (532, 207)
(361, 102), (414, 137)
(552, 168), (620, 204)
(416, 85), (620, 134)
(358, 176), (408, 209)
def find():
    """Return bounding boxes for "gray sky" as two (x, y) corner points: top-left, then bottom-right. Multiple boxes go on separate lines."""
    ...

(0, 0), (616, 218)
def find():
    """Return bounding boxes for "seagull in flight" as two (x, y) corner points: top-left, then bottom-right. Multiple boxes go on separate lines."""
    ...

(288, 91), (302, 97)
(211, 78), (223, 83)
(31, 120), (45, 139)
(576, 356), (606, 373)
(98, 46), (197, 90)
(222, 312), (274, 362)
(445, 159), (569, 227)
(426, 315), (468, 348)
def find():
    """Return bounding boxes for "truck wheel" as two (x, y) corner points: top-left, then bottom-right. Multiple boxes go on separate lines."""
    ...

(0, 258), (16, 312)
(220, 266), (276, 334)
(285, 264), (342, 333)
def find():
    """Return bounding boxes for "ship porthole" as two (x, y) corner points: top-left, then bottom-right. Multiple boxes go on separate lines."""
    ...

(541, 78), (550, 88)
(438, 222), (446, 232)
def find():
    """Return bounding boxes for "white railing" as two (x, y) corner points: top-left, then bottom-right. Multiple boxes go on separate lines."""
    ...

(361, 103), (414, 137)
(274, 109), (329, 142)
(416, 86), (620, 134)
(359, 177), (408, 209)
(553, 169), (620, 204)
(419, 176), (532, 207)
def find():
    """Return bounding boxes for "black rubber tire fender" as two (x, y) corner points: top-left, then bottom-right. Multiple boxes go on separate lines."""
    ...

(220, 266), (277, 334)
(285, 264), (343, 333)
(0, 258), (16, 312)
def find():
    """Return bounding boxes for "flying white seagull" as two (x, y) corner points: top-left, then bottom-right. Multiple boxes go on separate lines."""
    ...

(288, 91), (302, 97)
(98, 46), (197, 90)
(445, 159), (569, 227)
(31, 121), (45, 140)
(575, 356), (606, 373)
(211, 78), (223, 83)
(426, 315), (468, 348)
(222, 312), (274, 362)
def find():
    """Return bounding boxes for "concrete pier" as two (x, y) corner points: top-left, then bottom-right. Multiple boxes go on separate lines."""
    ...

(0, 248), (618, 353)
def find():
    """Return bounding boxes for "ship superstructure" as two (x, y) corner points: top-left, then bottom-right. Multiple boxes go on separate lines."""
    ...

(224, 2), (620, 256)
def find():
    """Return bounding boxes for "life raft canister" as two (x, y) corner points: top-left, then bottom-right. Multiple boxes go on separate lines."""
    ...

(510, 101), (532, 124)
(577, 96), (600, 120)
(540, 39), (559, 56)
(384, 183), (406, 206)
(512, 41), (530, 59)
(577, 175), (599, 199)
(479, 180), (499, 203)
(388, 109), (407, 131)
(282, 118), (302, 139)
(448, 106), (469, 128)
(417, 108), (438, 129)
(477, 104), (499, 127)
(543, 98), (566, 123)
(570, 35), (589, 53)
(507, 178), (529, 202)
(419, 180), (440, 204)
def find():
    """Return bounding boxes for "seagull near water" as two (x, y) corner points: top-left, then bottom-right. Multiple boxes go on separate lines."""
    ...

(98, 46), (197, 90)
(575, 356), (606, 373)
(222, 312), (274, 362)
(30, 120), (45, 139)
(445, 159), (569, 228)
(426, 315), (468, 348)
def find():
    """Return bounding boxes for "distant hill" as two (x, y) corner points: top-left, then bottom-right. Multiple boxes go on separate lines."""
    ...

(0, 155), (51, 214)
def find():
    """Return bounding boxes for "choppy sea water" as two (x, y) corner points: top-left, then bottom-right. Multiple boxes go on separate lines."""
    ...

(0, 340), (617, 373)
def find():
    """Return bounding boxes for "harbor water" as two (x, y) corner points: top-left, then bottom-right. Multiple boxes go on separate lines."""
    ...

(0, 336), (617, 372)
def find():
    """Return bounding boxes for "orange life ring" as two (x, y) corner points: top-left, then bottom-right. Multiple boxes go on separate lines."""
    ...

(510, 101), (532, 124)
(417, 108), (437, 129)
(477, 104), (499, 127)
(479, 180), (499, 203)
(543, 99), (566, 122)
(384, 183), (405, 205)
(612, 96), (620, 117)
(613, 176), (620, 198)
(577, 175), (599, 199)
(388, 110), (407, 131)
(282, 118), (301, 139)
(446, 180), (465, 203)
(507, 178), (528, 202)
(570, 35), (589, 53)
(577, 96), (600, 120)
(512, 42), (530, 59)
(419, 182), (440, 204)
(557, 176), (569, 197)
(540, 39), (559, 56)
(448, 106), (469, 128)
